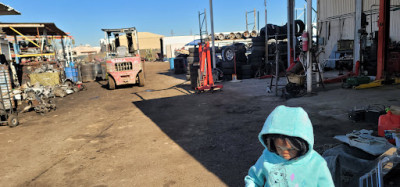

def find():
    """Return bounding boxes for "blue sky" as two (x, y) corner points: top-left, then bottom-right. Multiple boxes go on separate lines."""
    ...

(1, 0), (316, 47)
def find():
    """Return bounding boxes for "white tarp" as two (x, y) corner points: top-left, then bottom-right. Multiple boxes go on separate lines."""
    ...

(335, 129), (394, 156)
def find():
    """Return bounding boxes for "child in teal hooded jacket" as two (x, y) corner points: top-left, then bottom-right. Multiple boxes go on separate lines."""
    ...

(245, 105), (334, 187)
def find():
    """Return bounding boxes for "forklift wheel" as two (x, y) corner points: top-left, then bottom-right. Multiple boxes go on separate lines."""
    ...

(7, 114), (19, 128)
(108, 77), (116, 90)
(138, 71), (145, 87)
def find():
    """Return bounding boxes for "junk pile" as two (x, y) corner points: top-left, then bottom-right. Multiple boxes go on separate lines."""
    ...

(322, 105), (400, 186)
(217, 43), (248, 81)
(79, 61), (106, 82)
(16, 81), (85, 114)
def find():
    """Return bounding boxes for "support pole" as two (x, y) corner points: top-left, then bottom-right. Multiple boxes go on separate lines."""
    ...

(60, 36), (67, 61)
(287, 0), (295, 68)
(287, 0), (291, 68)
(292, 0), (296, 63)
(209, 0), (216, 69)
(307, 0), (312, 93)
(376, 0), (390, 80)
(135, 29), (141, 57)
(254, 8), (257, 31)
(13, 35), (19, 64)
(354, 0), (362, 72)
(246, 11), (248, 31)
(264, 0), (268, 73)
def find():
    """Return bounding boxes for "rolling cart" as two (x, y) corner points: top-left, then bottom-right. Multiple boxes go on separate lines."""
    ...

(0, 65), (18, 127)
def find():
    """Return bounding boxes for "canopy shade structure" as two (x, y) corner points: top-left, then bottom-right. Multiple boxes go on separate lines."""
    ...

(0, 3), (20, 15)
(101, 27), (136, 34)
(0, 23), (67, 36)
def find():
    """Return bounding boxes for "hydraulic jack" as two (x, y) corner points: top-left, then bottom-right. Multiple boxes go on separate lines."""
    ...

(196, 42), (223, 92)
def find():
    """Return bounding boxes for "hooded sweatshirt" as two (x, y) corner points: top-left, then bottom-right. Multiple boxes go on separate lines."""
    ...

(245, 105), (334, 187)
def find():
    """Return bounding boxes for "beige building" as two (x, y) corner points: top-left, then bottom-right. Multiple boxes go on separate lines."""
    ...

(119, 32), (163, 50)
(72, 45), (101, 56)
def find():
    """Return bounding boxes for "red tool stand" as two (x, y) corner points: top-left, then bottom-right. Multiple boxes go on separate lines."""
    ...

(196, 42), (223, 92)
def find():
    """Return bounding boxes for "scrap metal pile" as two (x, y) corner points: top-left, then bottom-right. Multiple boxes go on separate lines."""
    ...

(9, 62), (86, 114)
(17, 81), (85, 114)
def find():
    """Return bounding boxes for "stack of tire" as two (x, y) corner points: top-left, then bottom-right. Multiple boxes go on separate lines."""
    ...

(249, 36), (266, 75)
(174, 57), (186, 74)
(188, 47), (200, 89)
(219, 43), (248, 80)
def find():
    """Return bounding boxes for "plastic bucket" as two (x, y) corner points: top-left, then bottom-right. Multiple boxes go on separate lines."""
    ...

(169, 58), (175, 70)
(65, 67), (79, 82)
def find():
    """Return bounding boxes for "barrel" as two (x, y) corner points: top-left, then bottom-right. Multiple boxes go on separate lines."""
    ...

(174, 58), (186, 74)
(190, 63), (199, 89)
(81, 64), (95, 82)
(93, 63), (103, 78)
(65, 67), (79, 82)
(169, 58), (175, 70)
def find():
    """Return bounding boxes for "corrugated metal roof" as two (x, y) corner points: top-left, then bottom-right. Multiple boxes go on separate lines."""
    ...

(0, 23), (67, 36)
(0, 3), (20, 15)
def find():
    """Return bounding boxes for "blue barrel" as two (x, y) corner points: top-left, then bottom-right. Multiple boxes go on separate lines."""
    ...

(169, 58), (175, 70)
(65, 67), (79, 82)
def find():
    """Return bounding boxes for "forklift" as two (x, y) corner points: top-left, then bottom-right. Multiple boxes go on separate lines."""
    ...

(101, 27), (145, 90)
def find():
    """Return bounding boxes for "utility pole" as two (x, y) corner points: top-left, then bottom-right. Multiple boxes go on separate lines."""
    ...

(264, 0), (268, 75)
(209, 0), (216, 69)
(306, 0), (312, 93)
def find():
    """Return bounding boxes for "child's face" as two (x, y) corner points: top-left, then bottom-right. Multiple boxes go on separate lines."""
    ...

(274, 138), (299, 160)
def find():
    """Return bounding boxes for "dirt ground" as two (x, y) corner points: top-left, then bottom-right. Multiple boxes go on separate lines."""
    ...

(0, 62), (399, 187)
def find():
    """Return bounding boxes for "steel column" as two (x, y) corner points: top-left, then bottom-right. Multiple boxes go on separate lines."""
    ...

(354, 0), (362, 72)
(209, 0), (216, 69)
(287, 0), (295, 68)
(307, 0), (312, 93)
(376, 0), (390, 80)
(264, 0), (268, 70)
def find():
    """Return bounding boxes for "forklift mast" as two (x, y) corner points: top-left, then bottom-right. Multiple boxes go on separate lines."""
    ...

(101, 27), (140, 58)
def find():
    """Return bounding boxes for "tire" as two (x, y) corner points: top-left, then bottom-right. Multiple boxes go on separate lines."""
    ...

(252, 36), (265, 43)
(250, 30), (258, 37)
(138, 71), (145, 87)
(252, 42), (265, 46)
(190, 64), (199, 89)
(241, 69), (253, 75)
(223, 68), (234, 75)
(222, 46), (235, 62)
(235, 32), (242, 39)
(241, 64), (252, 70)
(221, 61), (234, 69)
(189, 53), (199, 57)
(242, 75), (252, 79)
(7, 114), (19, 128)
(252, 51), (266, 58)
(217, 34), (225, 40)
(108, 76), (116, 90)
(215, 47), (222, 54)
(189, 48), (198, 53)
(174, 58), (185, 74)
(252, 46), (266, 52)
(187, 57), (200, 63)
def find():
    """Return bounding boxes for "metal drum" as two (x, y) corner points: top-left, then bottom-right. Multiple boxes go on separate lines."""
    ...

(93, 62), (103, 78)
(81, 64), (95, 82)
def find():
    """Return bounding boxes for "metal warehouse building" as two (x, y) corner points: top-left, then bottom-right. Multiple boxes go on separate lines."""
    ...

(317, 0), (400, 68)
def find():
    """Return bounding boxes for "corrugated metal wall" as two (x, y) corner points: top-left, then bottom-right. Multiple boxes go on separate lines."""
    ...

(318, 0), (400, 67)
(318, 0), (400, 20)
